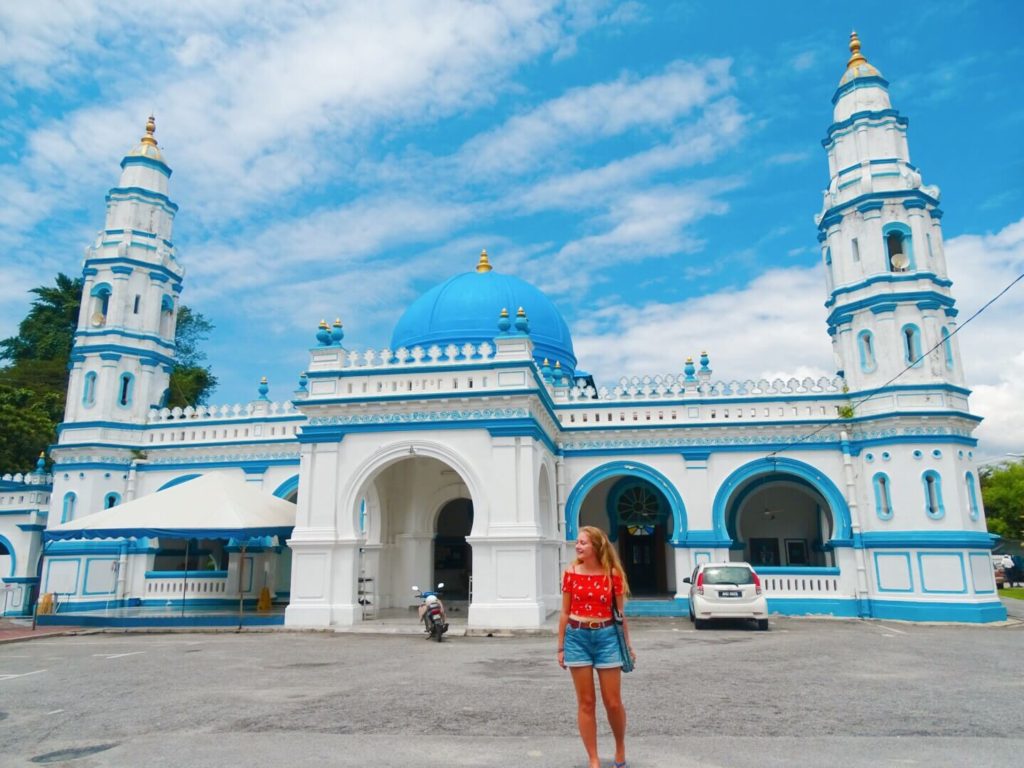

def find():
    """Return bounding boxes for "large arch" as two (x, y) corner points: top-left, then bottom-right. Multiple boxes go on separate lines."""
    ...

(272, 474), (300, 500)
(157, 473), (202, 491)
(711, 457), (853, 547)
(564, 461), (688, 544)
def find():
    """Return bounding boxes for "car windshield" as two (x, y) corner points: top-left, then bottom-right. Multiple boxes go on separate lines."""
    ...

(703, 566), (754, 585)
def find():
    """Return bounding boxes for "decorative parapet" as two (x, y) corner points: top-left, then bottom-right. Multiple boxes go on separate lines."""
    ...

(563, 375), (845, 402)
(147, 401), (299, 423)
(308, 342), (498, 372)
(0, 472), (53, 486)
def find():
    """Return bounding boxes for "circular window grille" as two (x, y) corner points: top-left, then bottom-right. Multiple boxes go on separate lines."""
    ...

(615, 484), (663, 536)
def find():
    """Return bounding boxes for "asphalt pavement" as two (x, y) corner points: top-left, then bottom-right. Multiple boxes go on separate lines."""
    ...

(1, 604), (1021, 767)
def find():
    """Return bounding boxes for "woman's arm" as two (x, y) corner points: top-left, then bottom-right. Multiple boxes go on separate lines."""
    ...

(557, 585), (571, 669)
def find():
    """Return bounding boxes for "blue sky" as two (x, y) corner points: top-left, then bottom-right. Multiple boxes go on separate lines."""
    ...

(1, 1), (1022, 459)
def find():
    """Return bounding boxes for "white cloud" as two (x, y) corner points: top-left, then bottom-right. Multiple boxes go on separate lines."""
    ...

(944, 218), (1024, 460)
(462, 58), (734, 176)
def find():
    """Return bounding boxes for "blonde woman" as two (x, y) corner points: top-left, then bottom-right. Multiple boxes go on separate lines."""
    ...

(558, 525), (635, 768)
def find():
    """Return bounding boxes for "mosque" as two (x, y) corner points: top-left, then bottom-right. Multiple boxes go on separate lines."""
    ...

(0, 35), (1006, 626)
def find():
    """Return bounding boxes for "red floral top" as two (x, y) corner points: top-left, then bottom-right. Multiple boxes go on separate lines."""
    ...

(561, 569), (623, 619)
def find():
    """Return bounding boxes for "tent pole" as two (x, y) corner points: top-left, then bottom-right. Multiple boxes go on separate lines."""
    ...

(237, 542), (247, 630)
(181, 538), (190, 617)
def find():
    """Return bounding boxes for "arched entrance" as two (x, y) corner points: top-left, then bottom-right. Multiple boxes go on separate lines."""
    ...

(434, 498), (473, 600)
(566, 462), (687, 597)
(713, 458), (853, 567)
(345, 446), (480, 614)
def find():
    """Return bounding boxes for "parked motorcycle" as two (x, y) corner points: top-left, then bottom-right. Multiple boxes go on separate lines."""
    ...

(412, 583), (448, 642)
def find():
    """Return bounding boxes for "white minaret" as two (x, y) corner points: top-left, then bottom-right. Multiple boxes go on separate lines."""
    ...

(817, 33), (964, 394)
(65, 117), (185, 424)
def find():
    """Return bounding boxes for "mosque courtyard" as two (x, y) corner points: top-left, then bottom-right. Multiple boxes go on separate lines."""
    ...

(1, 605), (1021, 767)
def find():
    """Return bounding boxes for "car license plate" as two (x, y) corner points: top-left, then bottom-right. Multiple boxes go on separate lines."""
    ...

(718, 590), (741, 597)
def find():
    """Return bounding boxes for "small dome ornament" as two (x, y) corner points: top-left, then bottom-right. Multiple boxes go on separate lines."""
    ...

(316, 319), (332, 346)
(297, 372), (308, 392)
(476, 249), (493, 273)
(35, 451), (47, 475)
(514, 306), (530, 334)
(684, 357), (697, 381)
(541, 357), (553, 382)
(331, 317), (344, 345)
(128, 115), (164, 160)
(257, 376), (270, 401)
(839, 31), (882, 85)
(497, 307), (511, 334)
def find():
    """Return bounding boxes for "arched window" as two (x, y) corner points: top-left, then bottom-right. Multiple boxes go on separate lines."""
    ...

(872, 472), (893, 520)
(965, 472), (980, 521)
(61, 492), (77, 524)
(117, 373), (134, 407)
(82, 371), (97, 407)
(922, 470), (945, 520)
(104, 492), (121, 509)
(941, 327), (954, 370)
(901, 323), (923, 367)
(857, 330), (877, 372)
(882, 222), (914, 272)
(89, 283), (112, 327)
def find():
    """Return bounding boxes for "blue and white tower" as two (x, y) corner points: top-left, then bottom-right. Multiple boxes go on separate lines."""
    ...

(818, 34), (999, 621)
(64, 117), (184, 425)
(819, 33), (962, 392)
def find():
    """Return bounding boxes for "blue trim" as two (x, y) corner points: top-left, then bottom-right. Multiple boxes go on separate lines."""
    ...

(564, 461), (688, 543)
(918, 551), (967, 594)
(872, 472), (893, 520)
(17, 524), (45, 532)
(941, 327), (954, 369)
(37, 612), (283, 628)
(882, 221), (916, 271)
(867, 598), (1005, 623)
(90, 282), (112, 298)
(3, 577), (40, 584)
(61, 492), (77, 524)
(0, 534), (16, 577)
(72, 343), (176, 367)
(754, 566), (839, 576)
(82, 557), (118, 596)
(829, 76), (891, 106)
(75, 327), (176, 352)
(965, 472), (980, 521)
(145, 570), (228, 579)
(107, 182), (176, 209)
(117, 371), (135, 408)
(857, 329), (877, 373)
(45, 525), (293, 541)
(44, 557), (81, 594)
(45, 539), (155, 555)
(84, 256), (182, 286)
(624, 598), (688, 617)
(82, 371), (97, 407)
(818, 190), (939, 231)
(139, 458), (299, 472)
(856, 531), (996, 549)
(873, 552), (913, 592)
(156, 474), (202, 491)
(272, 475), (300, 500)
(711, 458), (853, 547)
(828, 291), (954, 328)
(921, 469), (945, 519)
(118, 154), (173, 177)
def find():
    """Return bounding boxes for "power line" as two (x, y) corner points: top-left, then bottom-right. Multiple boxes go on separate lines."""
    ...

(765, 269), (1024, 459)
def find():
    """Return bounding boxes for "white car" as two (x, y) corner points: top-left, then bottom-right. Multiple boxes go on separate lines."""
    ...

(684, 562), (769, 631)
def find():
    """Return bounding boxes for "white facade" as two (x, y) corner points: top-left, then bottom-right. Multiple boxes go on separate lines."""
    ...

(0, 36), (1005, 625)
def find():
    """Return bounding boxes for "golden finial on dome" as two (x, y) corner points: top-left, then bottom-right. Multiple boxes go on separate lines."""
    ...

(260, 376), (268, 384)
(332, 317), (343, 327)
(476, 249), (492, 273)
(140, 115), (158, 147)
(319, 319), (329, 329)
(516, 306), (526, 317)
(499, 307), (509, 318)
(846, 30), (868, 69)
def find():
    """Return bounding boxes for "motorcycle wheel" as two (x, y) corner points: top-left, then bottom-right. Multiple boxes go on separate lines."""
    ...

(432, 621), (444, 642)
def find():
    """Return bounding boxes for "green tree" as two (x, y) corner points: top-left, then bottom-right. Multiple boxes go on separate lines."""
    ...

(980, 460), (1024, 542)
(0, 273), (218, 469)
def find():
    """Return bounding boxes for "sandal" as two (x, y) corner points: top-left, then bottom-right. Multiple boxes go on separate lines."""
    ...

(613, 762), (628, 767)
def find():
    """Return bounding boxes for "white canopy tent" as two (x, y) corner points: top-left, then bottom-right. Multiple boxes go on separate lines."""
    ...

(45, 473), (296, 542)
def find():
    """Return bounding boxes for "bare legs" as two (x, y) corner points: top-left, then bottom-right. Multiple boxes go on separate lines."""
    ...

(570, 666), (627, 767)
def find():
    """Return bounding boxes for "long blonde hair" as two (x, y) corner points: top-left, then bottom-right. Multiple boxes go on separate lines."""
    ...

(575, 525), (631, 597)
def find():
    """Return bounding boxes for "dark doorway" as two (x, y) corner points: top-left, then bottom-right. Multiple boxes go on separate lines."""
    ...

(611, 479), (671, 596)
(434, 498), (473, 600)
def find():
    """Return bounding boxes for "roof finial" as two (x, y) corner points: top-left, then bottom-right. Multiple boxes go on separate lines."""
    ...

(476, 249), (492, 273)
(847, 30), (868, 70)
(140, 115), (158, 147)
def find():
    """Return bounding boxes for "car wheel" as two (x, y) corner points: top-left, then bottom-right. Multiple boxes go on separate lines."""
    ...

(688, 604), (695, 623)
(756, 619), (769, 631)
(694, 618), (707, 630)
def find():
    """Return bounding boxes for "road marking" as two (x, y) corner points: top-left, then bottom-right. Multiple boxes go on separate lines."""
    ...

(878, 623), (908, 635)
(92, 651), (145, 659)
(46, 709), (64, 715)
(0, 669), (47, 681)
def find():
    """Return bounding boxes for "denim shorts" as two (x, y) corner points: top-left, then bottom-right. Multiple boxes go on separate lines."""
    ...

(563, 624), (622, 669)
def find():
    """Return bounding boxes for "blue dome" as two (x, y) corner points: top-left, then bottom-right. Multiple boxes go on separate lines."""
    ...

(390, 255), (576, 372)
